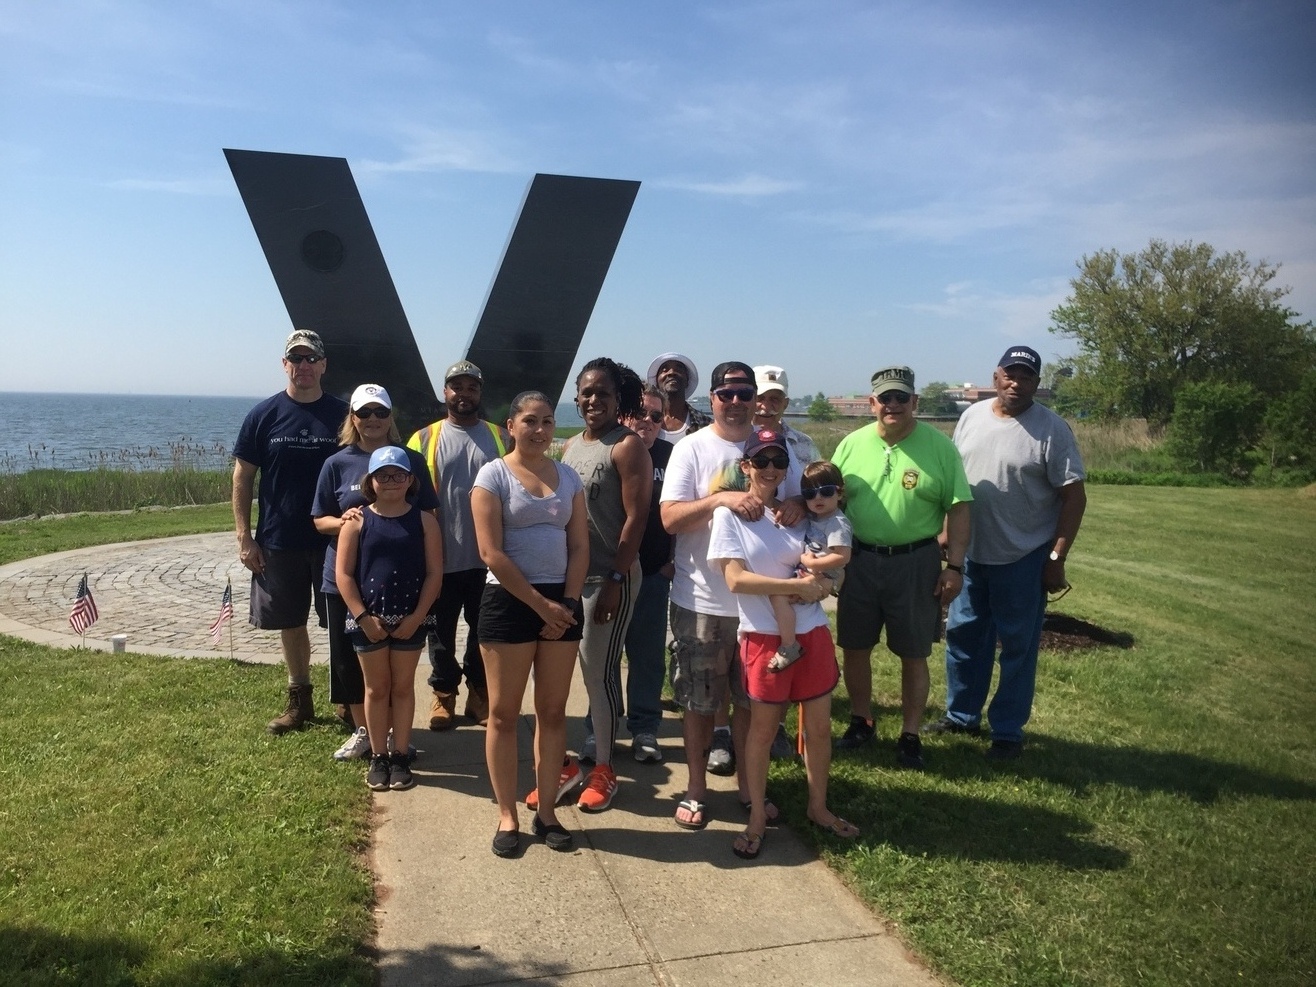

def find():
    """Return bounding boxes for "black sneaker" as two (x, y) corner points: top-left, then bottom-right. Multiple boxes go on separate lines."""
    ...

(922, 716), (982, 737)
(986, 739), (1023, 761)
(389, 751), (415, 790)
(366, 753), (391, 791)
(895, 731), (925, 770)
(835, 715), (875, 750)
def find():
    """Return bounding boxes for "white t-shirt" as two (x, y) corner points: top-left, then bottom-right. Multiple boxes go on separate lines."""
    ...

(708, 506), (828, 636)
(661, 426), (800, 617)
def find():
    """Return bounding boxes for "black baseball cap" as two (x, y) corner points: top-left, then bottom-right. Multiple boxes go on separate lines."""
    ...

(998, 346), (1042, 374)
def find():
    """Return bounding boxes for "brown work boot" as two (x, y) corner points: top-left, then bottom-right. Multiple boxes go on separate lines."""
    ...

(464, 685), (490, 726)
(267, 683), (314, 735)
(429, 691), (457, 731)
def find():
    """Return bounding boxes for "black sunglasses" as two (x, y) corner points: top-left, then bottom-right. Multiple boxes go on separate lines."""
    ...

(353, 407), (391, 419)
(877, 390), (912, 405)
(286, 353), (323, 365)
(629, 410), (663, 424)
(748, 453), (789, 470)
(802, 484), (839, 500)
(713, 386), (756, 403)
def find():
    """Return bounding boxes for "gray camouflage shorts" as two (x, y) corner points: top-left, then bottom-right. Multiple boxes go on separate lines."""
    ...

(668, 602), (747, 715)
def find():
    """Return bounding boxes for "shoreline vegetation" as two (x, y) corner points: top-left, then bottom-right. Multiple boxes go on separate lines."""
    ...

(3, 416), (1309, 522)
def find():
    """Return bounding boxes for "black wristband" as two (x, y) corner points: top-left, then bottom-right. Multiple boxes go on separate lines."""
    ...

(944, 563), (963, 574)
(353, 611), (370, 623)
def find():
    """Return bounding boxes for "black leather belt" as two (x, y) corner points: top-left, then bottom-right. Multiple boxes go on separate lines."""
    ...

(853, 536), (937, 556)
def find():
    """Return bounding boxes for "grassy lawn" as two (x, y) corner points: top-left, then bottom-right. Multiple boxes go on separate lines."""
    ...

(0, 643), (372, 986)
(769, 485), (1316, 986)
(2, 488), (1314, 985)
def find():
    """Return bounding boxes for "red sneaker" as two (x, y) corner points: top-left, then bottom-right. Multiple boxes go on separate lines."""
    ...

(576, 763), (618, 813)
(524, 755), (584, 810)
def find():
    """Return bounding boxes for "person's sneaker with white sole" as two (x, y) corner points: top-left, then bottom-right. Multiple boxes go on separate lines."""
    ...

(632, 733), (663, 763)
(333, 726), (370, 761)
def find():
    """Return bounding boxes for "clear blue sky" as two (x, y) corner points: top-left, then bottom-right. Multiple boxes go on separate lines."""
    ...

(4, 1), (1313, 401)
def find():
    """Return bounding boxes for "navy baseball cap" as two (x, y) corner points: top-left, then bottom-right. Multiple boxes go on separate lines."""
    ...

(998, 346), (1042, 374)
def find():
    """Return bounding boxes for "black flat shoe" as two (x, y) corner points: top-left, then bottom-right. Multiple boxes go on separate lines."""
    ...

(491, 827), (520, 858)
(532, 815), (574, 852)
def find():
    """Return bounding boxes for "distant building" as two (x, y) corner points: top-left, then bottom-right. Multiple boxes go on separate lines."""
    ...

(824, 383), (1053, 418)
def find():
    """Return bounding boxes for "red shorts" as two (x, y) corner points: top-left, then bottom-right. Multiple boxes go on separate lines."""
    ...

(740, 623), (840, 705)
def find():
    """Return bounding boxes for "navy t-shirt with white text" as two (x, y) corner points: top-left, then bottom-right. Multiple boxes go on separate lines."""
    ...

(233, 390), (347, 552)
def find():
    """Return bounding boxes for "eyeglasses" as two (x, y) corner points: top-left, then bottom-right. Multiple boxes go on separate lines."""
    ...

(285, 353), (323, 365)
(372, 471), (411, 484)
(802, 484), (839, 500)
(629, 410), (664, 424)
(1046, 582), (1072, 603)
(877, 391), (912, 405)
(353, 406), (391, 419)
(748, 453), (789, 470)
(713, 386), (756, 403)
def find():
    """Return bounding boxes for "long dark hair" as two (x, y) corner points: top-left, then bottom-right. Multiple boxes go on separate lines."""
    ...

(576, 357), (643, 420)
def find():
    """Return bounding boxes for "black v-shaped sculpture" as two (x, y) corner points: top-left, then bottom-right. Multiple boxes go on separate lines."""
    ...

(224, 148), (639, 434)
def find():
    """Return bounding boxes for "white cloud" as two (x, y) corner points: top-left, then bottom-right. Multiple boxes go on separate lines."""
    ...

(660, 173), (804, 197)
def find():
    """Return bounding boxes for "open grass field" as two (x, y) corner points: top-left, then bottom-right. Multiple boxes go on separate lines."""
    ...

(1, 486), (1313, 985)
(770, 484), (1316, 986)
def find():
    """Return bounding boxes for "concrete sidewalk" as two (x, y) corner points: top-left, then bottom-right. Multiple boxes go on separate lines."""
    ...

(0, 532), (943, 987)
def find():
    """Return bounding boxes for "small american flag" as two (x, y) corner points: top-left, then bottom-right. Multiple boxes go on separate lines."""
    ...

(69, 573), (99, 635)
(210, 579), (234, 645)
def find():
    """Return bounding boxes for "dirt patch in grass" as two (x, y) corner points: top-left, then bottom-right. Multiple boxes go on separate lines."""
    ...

(1041, 612), (1135, 651)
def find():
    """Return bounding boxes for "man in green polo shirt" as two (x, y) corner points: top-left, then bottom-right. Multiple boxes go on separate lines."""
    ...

(832, 365), (972, 769)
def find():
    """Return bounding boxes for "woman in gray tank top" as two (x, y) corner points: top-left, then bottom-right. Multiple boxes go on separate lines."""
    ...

(561, 358), (653, 813)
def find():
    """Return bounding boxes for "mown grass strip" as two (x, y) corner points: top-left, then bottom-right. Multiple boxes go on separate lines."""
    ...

(0, 643), (372, 986)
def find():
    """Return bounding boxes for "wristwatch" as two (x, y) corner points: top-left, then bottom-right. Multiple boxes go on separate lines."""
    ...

(606, 569), (625, 583)
(1049, 550), (1066, 562)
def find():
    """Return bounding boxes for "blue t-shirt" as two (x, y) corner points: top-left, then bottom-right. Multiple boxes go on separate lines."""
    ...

(233, 391), (348, 552)
(312, 444), (440, 594)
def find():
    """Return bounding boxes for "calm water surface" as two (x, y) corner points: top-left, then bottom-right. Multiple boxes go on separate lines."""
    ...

(1, 392), (584, 473)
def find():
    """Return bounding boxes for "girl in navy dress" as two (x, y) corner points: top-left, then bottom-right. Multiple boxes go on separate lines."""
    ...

(337, 446), (443, 791)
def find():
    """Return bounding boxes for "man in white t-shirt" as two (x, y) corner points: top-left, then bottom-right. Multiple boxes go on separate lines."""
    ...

(660, 361), (802, 830)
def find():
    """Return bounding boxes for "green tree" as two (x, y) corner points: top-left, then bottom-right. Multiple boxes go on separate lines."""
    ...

(1262, 368), (1316, 470)
(1164, 381), (1264, 474)
(1049, 239), (1315, 426)
(807, 391), (837, 422)
(919, 381), (958, 416)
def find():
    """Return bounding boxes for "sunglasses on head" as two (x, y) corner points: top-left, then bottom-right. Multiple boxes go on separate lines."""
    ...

(285, 353), (323, 365)
(877, 390), (912, 405)
(353, 406), (391, 419)
(713, 385), (756, 403)
(629, 410), (664, 424)
(802, 484), (839, 500)
(748, 453), (789, 470)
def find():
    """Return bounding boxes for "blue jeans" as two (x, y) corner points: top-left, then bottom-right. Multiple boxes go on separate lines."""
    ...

(943, 544), (1048, 743)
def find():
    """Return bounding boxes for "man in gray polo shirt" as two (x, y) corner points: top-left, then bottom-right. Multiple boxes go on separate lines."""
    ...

(925, 346), (1086, 760)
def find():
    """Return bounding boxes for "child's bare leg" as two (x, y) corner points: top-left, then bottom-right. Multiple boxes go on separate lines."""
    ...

(771, 595), (797, 649)
(768, 596), (803, 672)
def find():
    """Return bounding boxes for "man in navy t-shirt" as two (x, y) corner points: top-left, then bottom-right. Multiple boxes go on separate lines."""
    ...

(233, 329), (348, 734)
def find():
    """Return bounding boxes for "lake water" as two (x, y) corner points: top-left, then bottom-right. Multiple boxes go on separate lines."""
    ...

(0, 392), (584, 473)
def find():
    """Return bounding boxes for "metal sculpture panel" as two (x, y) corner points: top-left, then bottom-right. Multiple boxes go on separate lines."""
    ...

(226, 149), (639, 431)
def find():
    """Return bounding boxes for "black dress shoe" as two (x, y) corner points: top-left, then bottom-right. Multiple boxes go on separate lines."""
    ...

(922, 716), (982, 736)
